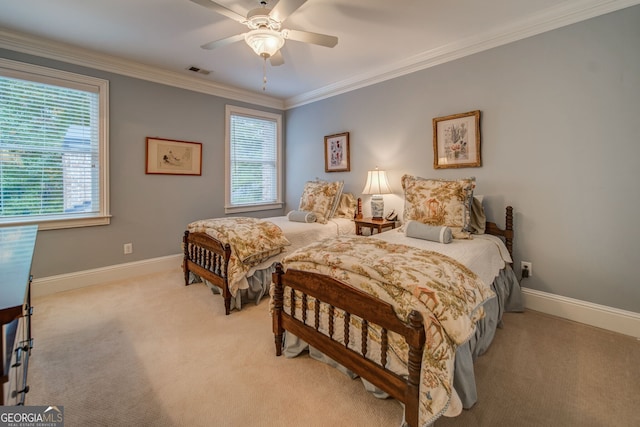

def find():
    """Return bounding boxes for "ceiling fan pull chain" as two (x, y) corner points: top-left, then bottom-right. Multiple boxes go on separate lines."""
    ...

(262, 57), (268, 91)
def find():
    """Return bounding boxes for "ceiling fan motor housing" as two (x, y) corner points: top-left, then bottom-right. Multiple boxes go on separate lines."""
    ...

(247, 8), (281, 31)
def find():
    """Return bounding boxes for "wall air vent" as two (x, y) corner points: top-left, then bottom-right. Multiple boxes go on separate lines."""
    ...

(186, 66), (211, 75)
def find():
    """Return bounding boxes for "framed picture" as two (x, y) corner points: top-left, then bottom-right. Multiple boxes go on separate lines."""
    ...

(433, 110), (481, 169)
(146, 137), (202, 175)
(324, 132), (350, 172)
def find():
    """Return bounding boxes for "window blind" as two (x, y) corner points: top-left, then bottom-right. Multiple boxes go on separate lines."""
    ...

(0, 75), (100, 220)
(229, 113), (277, 206)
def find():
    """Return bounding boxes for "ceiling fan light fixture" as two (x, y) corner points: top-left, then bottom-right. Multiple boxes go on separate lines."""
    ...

(245, 28), (285, 58)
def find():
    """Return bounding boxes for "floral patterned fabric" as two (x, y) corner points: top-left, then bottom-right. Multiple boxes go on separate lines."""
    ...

(188, 217), (290, 296)
(333, 192), (356, 219)
(401, 174), (475, 239)
(298, 180), (344, 224)
(279, 235), (495, 426)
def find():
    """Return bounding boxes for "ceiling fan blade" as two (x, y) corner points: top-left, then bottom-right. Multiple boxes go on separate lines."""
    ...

(269, 51), (285, 66)
(189, 0), (247, 23)
(269, 0), (307, 23)
(283, 29), (338, 48)
(201, 33), (246, 50)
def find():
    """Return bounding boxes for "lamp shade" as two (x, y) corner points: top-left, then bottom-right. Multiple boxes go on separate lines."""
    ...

(245, 28), (285, 58)
(362, 169), (391, 195)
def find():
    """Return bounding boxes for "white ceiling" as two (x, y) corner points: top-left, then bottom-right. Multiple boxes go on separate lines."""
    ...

(1, 0), (638, 108)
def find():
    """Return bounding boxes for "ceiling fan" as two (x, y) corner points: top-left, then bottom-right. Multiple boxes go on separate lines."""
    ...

(190, 0), (338, 67)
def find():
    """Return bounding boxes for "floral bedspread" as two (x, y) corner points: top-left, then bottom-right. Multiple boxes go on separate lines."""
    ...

(188, 217), (290, 296)
(280, 235), (495, 426)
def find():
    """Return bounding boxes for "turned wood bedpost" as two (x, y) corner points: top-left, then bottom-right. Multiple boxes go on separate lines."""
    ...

(272, 263), (284, 356)
(487, 206), (515, 259)
(222, 243), (232, 315)
(505, 206), (514, 257)
(405, 310), (425, 427)
(223, 288), (231, 316)
(183, 231), (190, 286)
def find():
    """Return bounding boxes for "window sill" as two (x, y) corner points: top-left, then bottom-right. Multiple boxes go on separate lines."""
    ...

(0, 215), (112, 231)
(224, 202), (284, 214)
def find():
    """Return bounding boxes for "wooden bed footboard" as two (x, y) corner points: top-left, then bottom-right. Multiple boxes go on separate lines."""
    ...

(272, 265), (426, 427)
(183, 231), (232, 315)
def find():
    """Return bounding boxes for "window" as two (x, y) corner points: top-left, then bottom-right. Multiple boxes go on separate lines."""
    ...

(0, 59), (109, 230)
(225, 105), (282, 213)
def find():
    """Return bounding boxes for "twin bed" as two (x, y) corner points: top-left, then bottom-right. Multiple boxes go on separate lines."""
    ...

(182, 175), (522, 426)
(183, 180), (358, 314)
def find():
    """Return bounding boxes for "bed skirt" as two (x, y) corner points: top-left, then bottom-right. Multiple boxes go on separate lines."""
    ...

(190, 265), (275, 311)
(281, 264), (523, 414)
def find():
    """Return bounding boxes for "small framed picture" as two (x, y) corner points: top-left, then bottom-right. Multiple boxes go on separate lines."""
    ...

(433, 110), (481, 169)
(146, 137), (202, 175)
(324, 132), (350, 172)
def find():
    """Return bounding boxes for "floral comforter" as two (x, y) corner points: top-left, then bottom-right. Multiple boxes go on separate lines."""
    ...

(188, 217), (290, 296)
(280, 235), (495, 426)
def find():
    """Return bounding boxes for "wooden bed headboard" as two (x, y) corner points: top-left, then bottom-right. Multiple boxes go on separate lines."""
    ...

(485, 206), (513, 258)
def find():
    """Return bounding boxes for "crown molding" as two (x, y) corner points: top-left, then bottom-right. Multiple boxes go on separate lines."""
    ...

(284, 0), (640, 109)
(0, 29), (285, 110)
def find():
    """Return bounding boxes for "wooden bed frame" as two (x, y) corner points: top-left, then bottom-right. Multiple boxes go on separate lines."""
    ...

(182, 200), (365, 315)
(183, 230), (233, 314)
(271, 206), (513, 427)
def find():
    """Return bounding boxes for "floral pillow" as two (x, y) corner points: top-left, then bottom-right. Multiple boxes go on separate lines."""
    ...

(333, 192), (356, 219)
(401, 174), (475, 239)
(298, 180), (344, 224)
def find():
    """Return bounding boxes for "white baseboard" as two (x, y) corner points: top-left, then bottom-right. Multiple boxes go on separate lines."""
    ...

(31, 254), (183, 298)
(32, 258), (639, 339)
(521, 287), (640, 339)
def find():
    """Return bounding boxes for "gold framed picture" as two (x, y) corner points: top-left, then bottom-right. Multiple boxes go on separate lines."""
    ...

(324, 132), (350, 172)
(433, 110), (481, 169)
(145, 137), (202, 176)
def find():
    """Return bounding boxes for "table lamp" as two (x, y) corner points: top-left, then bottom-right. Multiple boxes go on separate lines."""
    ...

(361, 168), (392, 220)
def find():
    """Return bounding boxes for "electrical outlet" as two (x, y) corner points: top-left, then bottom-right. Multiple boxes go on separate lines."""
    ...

(521, 261), (532, 277)
(123, 243), (133, 254)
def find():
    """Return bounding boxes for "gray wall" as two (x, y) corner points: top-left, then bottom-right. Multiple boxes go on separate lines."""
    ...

(0, 49), (284, 278)
(2, 6), (638, 313)
(284, 7), (640, 313)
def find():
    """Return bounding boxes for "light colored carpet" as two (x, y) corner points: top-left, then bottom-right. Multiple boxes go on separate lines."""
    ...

(26, 268), (639, 426)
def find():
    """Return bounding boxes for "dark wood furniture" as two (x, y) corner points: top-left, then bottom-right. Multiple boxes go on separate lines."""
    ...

(183, 230), (232, 314)
(271, 207), (513, 427)
(354, 217), (396, 235)
(1, 225), (37, 406)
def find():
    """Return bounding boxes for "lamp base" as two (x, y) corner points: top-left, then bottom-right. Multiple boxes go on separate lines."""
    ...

(371, 196), (384, 221)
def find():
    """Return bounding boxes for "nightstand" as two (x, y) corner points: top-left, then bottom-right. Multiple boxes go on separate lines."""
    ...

(355, 217), (396, 236)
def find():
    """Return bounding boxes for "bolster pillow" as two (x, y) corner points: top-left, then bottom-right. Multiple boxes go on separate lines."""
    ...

(287, 210), (317, 223)
(404, 221), (452, 243)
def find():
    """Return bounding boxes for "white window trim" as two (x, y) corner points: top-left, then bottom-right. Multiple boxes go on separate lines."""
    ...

(224, 105), (283, 214)
(0, 58), (110, 230)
